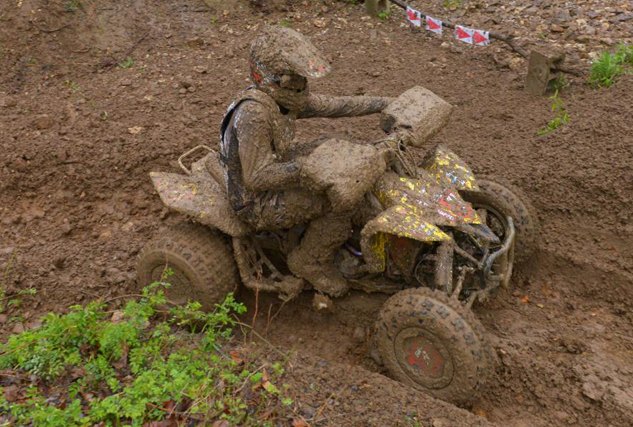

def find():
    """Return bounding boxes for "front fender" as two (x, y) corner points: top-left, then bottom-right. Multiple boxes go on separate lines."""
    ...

(360, 204), (451, 274)
(420, 144), (479, 191)
(360, 173), (482, 273)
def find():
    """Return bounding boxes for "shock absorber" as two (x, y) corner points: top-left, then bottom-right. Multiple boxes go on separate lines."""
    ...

(434, 240), (454, 294)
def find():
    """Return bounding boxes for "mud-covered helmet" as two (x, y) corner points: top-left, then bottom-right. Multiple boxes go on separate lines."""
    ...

(250, 26), (331, 111)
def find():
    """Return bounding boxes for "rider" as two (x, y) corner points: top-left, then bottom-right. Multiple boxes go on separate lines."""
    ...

(220, 26), (392, 297)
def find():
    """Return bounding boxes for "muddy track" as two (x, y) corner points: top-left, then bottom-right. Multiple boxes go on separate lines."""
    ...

(1, 1), (632, 426)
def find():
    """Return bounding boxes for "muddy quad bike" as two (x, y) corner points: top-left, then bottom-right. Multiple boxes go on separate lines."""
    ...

(137, 87), (538, 405)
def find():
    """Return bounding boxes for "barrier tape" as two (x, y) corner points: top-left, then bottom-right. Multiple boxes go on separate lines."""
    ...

(404, 4), (490, 45)
(383, 0), (582, 76)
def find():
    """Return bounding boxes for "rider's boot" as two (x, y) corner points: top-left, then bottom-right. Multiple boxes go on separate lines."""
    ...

(286, 212), (352, 297)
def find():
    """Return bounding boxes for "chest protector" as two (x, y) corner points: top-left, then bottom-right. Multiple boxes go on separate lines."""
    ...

(219, 88), (295, 214)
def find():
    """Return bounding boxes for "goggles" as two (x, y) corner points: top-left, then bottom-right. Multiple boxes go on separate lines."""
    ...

(277, 74), (307, 91)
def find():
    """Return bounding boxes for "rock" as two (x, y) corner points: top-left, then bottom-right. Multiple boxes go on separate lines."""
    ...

(26, 319), (42, 329)
(121, 221), (135, 232)
(3, 385), (19, 402)
(431, 418), (451, 427)
(300, 404), (316, 419)
(12, 323), (25, 334)
(612, 13), (633, 22)
(128, 126), (143, 135)
(104, 267), (127, 284)
(550, 24), (565, 33)
(352, 326), (366, 342)
(61, 222), (73, 235)
(553, 9), (571, 24)
(120, 79), (132, 86)
(582, 379), (605, 401)
(33, 114), (55, 130)
(313, 293), (333, 311)
(583, 25), (597, 36)
(23, 206), (46, 221)
(576, 34), (592, 43)
(111, 310), (125, 323)
(0, 314), (7, 323)
(313, 18), (327, 28)
(0, 96), (17, 108)
(52, 256), (66, 269)
(186, 37), (204, 48)
(193, 65), (208, 74)
(509, 57), (525, 71)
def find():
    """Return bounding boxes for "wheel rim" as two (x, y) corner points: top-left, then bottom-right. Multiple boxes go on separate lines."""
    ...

(394, 327), (454, 389)
(149, 264), (192, 305)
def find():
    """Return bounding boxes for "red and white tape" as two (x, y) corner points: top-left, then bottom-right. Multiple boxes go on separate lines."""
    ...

(405, 6), (491, 46)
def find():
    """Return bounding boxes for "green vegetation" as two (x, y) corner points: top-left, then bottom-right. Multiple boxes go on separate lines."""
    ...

(118, 57), (135, 69)
(64, 79), (80, 92)
(589, 44), (633, 88)
(538, 90), (570, 136)
(279, 18), (292, 28)
(550, 74), (569, 93)
(0, 282), (294, 426)
(64, 0), (81, 12)
(377, 9), (391, 21)
(443, 0), (463, 10)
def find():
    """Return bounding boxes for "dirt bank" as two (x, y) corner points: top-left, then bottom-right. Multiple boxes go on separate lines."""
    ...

(1, 1), (632, 425)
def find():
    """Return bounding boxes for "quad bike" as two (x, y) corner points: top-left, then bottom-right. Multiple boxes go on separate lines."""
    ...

(137, 87), (538, 405)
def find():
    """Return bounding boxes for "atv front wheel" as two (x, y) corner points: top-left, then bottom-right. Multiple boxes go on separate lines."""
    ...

(136, 223), (238, 310)
(462, 178), (539, 266)
(375, 288), (493, 405)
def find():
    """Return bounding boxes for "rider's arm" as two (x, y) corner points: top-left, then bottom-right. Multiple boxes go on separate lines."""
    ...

(299, 93), (394, 119)
(236, 102), (301, 192)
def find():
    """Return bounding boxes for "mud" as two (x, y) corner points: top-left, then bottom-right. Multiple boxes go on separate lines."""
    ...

(1, 1), (632, 426)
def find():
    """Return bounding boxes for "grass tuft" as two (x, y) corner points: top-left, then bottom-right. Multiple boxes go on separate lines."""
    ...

(589, 44), (633, 88)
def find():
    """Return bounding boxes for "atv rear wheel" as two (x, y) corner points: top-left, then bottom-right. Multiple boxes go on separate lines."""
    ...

(136, 223), (239, 310)
(462, 178), (539, 266)
(375, 288), (493, 405)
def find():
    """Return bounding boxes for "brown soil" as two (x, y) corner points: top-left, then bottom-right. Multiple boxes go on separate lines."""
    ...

(1, 1), (632, 426)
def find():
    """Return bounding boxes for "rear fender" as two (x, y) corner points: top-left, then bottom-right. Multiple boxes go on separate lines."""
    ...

(420, 145), (479, 191)
(150, 172), (249, 237)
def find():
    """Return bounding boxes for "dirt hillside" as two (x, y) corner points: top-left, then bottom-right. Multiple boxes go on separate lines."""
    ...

(1, 0), (632, 426)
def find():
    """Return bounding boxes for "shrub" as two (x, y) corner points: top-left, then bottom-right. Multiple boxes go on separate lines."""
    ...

(0, 284), (293, 426)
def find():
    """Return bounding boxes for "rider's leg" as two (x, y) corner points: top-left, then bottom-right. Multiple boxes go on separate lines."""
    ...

(286, 212), (352, 297)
